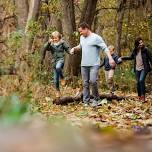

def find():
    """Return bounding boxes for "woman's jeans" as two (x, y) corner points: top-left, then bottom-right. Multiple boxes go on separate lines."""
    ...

(53, 60), (64, 91)
(81, 66), (100, 103)
(135, 69), (147, 96)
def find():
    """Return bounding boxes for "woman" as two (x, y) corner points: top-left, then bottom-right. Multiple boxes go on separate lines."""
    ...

(122, 37), (152, 102)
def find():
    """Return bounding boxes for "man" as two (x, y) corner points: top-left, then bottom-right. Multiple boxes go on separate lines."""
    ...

(70, 22), (115, 107)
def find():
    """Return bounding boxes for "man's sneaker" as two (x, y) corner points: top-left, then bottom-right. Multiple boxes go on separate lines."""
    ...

(90, 99), (98, 107)
(90, 99), (103, 107)
(61, 78), (66, 86)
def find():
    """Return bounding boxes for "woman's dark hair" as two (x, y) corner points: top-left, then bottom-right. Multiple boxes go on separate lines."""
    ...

(78, 22), (90, 29)
(134, 37), (144, 54)
(134, 37), (142, 48)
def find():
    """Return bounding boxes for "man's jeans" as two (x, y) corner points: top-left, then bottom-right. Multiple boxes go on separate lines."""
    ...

(135, 69), (147, 96)
(81, 66), (100, 103)
(53, 60), (64, 91)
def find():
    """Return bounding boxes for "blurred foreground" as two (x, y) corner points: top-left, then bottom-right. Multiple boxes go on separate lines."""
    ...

(0, 95), (152, 152)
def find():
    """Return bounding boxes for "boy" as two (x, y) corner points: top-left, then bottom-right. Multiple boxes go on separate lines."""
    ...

(100, 45), (122, 96)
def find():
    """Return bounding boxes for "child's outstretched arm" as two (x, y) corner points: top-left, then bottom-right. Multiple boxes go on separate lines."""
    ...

(113, 54), (122, 64)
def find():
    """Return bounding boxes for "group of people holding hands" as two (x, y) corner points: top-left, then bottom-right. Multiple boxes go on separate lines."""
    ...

(41, 22), (152, 107)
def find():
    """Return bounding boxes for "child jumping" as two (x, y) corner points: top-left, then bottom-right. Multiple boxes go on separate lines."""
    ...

(41, 31), (71, 97)
(100, 45), (122, 96)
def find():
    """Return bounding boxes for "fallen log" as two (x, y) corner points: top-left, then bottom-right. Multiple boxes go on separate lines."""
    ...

(53, 92), (127, 105)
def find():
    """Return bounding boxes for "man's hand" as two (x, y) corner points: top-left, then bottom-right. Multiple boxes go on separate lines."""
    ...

(109, 57), (116, 68)
(70, 48), (75, 55)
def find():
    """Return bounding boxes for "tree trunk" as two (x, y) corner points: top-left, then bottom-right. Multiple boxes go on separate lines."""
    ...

(80, 0), (98, 28)
(115, 0), (126, 56)
(15, 0), (29, 30)
(25, 0), (41, 52)
(49, 14), (63, 34)
(61, 0), (81, 76)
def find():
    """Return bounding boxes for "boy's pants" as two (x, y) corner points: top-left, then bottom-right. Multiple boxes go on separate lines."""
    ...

(104, 69), (114, 92)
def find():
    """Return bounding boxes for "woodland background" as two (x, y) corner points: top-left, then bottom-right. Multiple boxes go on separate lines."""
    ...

(0, 0), (152, 151)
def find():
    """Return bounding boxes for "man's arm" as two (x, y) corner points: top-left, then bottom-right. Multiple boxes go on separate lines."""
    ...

(105, 51), (116, 67)
(95, 35), (116, 67)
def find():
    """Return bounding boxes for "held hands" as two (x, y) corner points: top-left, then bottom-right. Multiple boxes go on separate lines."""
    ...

(109, 58), (116, 68)
(118, 57), (122, 63)
(70, 48), (75, 55)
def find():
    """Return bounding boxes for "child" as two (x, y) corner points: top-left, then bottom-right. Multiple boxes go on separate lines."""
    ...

(41, 31), (71, 97)
(100, 45), (122, 96)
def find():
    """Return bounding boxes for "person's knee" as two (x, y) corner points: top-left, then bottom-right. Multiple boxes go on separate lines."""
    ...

(90, 79), (97, 86)
(139, 78), (144, 84)
(83, 82), (89, 88)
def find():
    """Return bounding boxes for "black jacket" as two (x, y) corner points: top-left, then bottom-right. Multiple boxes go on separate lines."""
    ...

(121, 47), (152, 73)
(100, 53), (122, 71)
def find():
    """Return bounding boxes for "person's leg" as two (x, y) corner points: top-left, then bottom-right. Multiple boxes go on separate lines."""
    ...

(135, 70), (141, 97)
(107, 69), (114, 94)
(81, 66), (90, 104)
(90, 65), (100, 100)
(139, 70), (147, 101)
(104, 70), (109, 87)
(56, 60), (64, 79)
(53, 68), (60, 97)
(56, 60), (65, 86)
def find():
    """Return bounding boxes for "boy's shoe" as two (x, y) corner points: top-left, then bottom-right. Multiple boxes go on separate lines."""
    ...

(61, 78), (66, 86)
(55, 91), (61, 98)
(109, 91), (114, 97)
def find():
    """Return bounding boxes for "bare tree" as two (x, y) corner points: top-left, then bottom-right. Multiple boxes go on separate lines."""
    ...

(61, 0), (81, 76)
(115, 0), (126, 56)
(80, 0), (98, 28)
(15, 0), (29, 30)
(24, 0), (41, 52)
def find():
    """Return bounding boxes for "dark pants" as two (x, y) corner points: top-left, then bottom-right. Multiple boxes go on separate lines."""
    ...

(53, 60), (64, 91)
(81, 66), (100, 103)
(135, 69), (147, 96)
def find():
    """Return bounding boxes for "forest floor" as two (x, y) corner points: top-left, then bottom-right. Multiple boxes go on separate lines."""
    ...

(31, 82), (152, 130)
(0, 75), (152, 151)
(0, 74), (152, 129)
